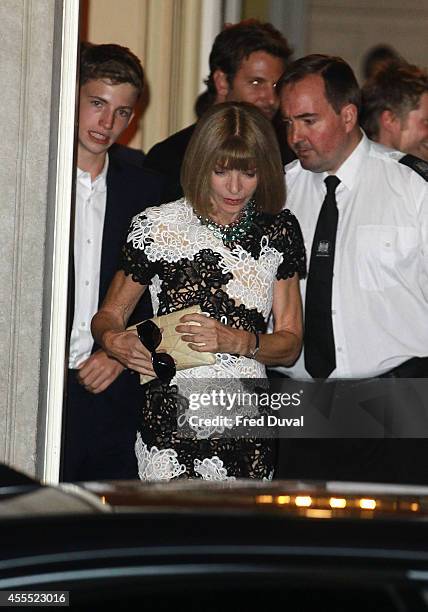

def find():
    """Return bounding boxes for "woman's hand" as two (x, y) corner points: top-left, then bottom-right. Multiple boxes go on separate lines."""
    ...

(103, 329), (157, 377)
(176, 313), (253, 356)
(174, 272), (303, 366)
(91, 270), (156, 375)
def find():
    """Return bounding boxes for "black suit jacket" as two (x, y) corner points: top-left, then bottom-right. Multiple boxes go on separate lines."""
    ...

(97, 155), (164, 335)
(62, 156), (165, 481)
(109, 142), (146, 168)
(143, 124), (195, 202)
(68, 155), (164, 337)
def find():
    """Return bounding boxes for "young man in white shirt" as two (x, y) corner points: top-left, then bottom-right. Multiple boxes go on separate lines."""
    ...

(63, 43), (163, 482)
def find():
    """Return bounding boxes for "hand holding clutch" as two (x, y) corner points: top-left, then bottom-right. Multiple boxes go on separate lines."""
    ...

(127, 305), (216, 384)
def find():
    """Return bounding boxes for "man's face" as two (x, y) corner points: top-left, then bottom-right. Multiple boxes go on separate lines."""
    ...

(394, 92), (428, 161)
(78, 78), (138, 160)
(280, 74), (358, 173)
(221, 51), (285, 120)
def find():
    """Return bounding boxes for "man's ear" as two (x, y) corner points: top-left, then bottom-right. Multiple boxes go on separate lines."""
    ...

(213, 69), (230, 103)
(379, 109), (400, 135)
(374, 109), (402, 148)
(341, 103), (358, 133)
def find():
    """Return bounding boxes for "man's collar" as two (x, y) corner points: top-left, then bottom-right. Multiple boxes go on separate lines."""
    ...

(319, 130), (368, 191)
(77, 154), (109, 187)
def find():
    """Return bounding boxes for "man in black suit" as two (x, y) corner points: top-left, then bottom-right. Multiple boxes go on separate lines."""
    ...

(144, 19), (295, 201)
(62, 43), (164, 482)
(109, 142), (146, 167)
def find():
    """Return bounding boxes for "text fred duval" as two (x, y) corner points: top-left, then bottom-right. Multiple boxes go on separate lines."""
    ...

(188, 414), (304, 429)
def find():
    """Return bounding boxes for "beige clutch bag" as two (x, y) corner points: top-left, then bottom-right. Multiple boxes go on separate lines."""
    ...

(128, 305), (216, 384)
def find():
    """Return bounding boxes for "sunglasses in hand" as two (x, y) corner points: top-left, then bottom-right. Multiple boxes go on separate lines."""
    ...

(136, 319), (176, 383)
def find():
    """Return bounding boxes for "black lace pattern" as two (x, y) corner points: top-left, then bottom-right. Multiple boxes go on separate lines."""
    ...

(121, 199), (306, 480)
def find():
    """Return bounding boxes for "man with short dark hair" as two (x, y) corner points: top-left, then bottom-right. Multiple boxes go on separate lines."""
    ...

(144, 19), (294, 200)
(276, 54), (428, 483)
(279, 54), (428, 380)
(361, 62), (428, 162)
(62, 43), (164, 482)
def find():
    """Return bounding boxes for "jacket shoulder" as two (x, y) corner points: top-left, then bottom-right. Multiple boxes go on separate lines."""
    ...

(399, 154), (428, 182)
(107, 155), (165, 208)
(368, 142), (428, 182)
(145, 124), (196, 163)
(109, 155), (163, 185)
(109, 143), (145, 167)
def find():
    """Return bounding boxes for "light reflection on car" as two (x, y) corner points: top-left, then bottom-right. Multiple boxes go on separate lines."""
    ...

(1, 465), (428, 610)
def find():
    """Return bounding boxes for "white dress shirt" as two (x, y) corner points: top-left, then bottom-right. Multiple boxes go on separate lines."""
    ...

(68, 157), (108, 369)
(281, 134), (428, 379)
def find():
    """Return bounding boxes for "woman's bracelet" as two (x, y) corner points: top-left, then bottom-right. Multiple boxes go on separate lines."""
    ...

(245, 332), (260, 359)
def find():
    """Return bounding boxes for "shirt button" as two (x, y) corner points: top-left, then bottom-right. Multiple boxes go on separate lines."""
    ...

(85, 280), (89, 286)
(87, 238), (92, 244)
(332, 309), (336, 315)
(337, 347), (342, 352)
(81, 322), (86, 328)
(385, 242), (391, 247)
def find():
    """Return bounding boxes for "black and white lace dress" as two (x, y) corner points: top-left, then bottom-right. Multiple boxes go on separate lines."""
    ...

(121, 198), (306, 481)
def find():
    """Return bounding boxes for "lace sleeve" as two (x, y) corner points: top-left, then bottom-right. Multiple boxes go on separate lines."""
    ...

(274, 209), (307, 280)
(120, 212), (158, 285)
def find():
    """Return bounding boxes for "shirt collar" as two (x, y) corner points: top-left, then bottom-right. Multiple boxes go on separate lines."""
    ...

(315, 129), (368, 192)
(334, 130), (367, 191)
(77, 154), (109, 192)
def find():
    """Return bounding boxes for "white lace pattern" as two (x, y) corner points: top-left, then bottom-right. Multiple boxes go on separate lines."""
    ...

(129, 199), (284, 318)
(135, 433), (187, 481)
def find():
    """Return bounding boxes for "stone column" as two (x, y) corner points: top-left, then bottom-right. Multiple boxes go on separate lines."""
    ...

(0, 0), (77, 480)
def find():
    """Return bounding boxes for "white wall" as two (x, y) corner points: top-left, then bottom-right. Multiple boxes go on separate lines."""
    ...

(307, 0), (428, 81)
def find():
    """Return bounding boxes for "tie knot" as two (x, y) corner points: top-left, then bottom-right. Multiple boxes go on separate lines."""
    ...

(324, 175), (340, 195)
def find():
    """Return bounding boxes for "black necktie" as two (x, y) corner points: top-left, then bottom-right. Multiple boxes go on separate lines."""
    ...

(304, 175), (341, 378)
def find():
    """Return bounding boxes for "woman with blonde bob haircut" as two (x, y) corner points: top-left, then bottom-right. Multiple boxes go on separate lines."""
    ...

(181, 102), (285, 217)
(92, 101), (306, 482)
